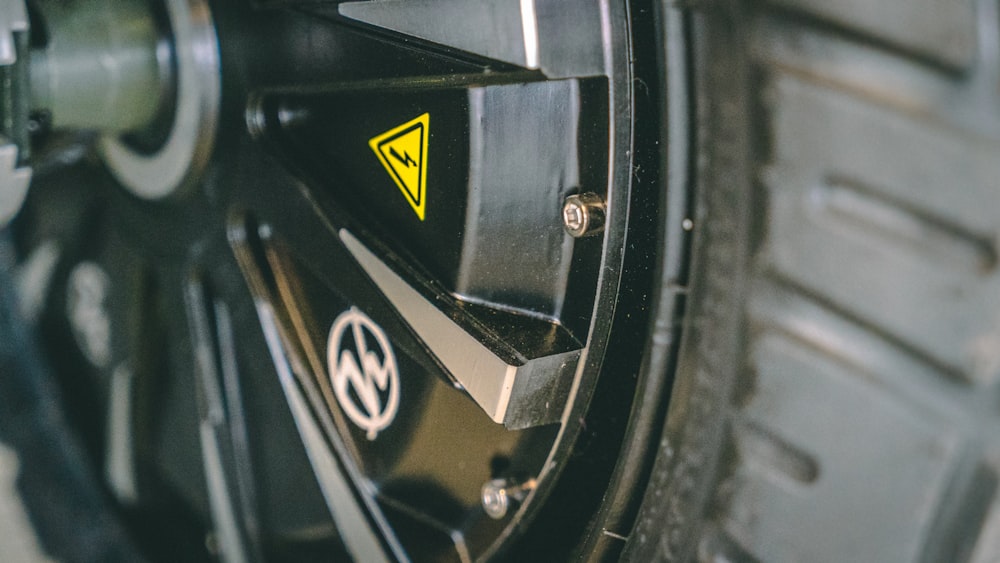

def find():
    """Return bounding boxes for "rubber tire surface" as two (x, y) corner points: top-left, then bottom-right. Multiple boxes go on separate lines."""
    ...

(625, 0), (1000, 561)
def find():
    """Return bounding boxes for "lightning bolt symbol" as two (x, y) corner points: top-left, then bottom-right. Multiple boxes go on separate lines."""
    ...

(389, 146), (417, 168)
(336, 350), (389, 434)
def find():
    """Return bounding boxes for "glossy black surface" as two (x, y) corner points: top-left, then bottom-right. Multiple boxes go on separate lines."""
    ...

(12, 1), (649, 561)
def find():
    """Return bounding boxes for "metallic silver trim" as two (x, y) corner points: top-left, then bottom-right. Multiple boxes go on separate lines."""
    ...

(338, 0), (604, 78)
(105, 363), (138, 504)
(341, 229), (579, 426)
(100, 0), (220, 199)
(519, 0), (539, 68)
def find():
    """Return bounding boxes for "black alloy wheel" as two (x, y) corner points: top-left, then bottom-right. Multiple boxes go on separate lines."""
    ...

(7, 1), (675, 561)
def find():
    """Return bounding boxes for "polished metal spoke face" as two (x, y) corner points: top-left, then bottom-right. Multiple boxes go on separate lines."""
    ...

(339, 229), (580, 428)
(12, 0), (639, 560)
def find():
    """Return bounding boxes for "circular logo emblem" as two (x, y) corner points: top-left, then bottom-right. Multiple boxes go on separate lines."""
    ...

(327, 307), (400, 440)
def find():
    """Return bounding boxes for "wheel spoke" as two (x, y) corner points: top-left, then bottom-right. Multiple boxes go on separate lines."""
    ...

(339, 0), (540, 69)
(230, 217), (405, 562)
(337, 0), (606, 78)
(260, 304), (398, 563)
(185, 278), (264, 563)
(340, 229), (579, 428)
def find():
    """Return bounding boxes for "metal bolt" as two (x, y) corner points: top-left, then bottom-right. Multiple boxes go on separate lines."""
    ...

(562, 192), (606, 238)
(481, 478), (536, 520)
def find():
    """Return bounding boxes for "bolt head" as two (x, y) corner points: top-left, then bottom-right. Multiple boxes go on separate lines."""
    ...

(481, 479), (510, 520)
(562, 193), (606, 238)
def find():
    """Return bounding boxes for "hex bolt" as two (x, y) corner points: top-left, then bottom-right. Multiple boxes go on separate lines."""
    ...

(481, 478), (536, 520)
(562, 192), (606, 238)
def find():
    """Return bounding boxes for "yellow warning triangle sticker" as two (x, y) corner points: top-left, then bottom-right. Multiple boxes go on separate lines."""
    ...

(369, 113), (429, 220)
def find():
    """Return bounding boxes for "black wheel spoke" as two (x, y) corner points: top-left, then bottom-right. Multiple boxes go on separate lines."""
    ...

(229, 216), (405, 562)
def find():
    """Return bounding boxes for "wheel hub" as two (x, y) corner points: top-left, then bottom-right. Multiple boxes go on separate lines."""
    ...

(1, 0), (219, 211)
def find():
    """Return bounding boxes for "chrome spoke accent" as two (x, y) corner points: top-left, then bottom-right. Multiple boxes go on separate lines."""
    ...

(340, 229), (580, 428)
(338, 0), (606, 78)
(104, 362), (138, 504)
(340, 0), (535, 69)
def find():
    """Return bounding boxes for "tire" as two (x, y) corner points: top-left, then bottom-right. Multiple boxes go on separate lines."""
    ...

(624, 0), (1000, 561)
(3, 0), (998, 562)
